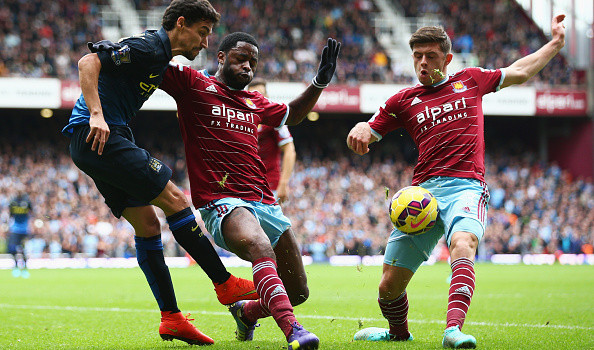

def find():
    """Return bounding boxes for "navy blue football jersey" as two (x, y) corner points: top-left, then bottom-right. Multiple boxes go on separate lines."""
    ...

(63, 28), (172, 135)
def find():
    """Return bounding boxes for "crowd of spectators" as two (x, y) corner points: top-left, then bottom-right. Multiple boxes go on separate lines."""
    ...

(1, 116), (592, 263)
(0, 0), (580, 87)
(0, 0), (106, 79)
(395, 0), (580, 87)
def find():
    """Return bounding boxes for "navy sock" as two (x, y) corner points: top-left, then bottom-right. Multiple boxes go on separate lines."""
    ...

(135, 235), (180, 313)
(167, 207), (231, 284)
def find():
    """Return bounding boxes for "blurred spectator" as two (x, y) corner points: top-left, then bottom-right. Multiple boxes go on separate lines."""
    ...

(1, 119), (591, 262)
(395, 0), (577, 87)
(0, 0), (106, 79)
(0, 0), (578, 87)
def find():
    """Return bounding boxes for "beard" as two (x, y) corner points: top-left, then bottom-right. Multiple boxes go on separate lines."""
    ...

(222, 64), (251, 90)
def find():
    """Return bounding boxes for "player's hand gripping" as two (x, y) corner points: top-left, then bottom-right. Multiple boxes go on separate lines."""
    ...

(312, 38), (341, 88)
(347, 122), (375, 155)
(87, 40), (121, 53)
(86, 114), (110, 155)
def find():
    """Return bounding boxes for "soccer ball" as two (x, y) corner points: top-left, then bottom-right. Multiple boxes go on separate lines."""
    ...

(389, 186), (438, 235)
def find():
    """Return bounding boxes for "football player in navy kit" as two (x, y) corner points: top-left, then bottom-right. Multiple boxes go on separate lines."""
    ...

(62, 0), (256, 345)
(7, 190), (32, 278)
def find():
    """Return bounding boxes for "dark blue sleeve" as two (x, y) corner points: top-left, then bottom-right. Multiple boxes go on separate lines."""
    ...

(97, 36), (155, 73)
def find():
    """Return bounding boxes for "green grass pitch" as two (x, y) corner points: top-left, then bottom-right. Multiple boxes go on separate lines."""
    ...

(1, 263), (593, 349)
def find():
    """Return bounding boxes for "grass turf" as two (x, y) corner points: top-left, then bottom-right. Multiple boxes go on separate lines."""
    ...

(1, 263), (593, 349)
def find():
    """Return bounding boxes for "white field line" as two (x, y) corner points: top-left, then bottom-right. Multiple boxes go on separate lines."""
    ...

(1, 303), (592, 331)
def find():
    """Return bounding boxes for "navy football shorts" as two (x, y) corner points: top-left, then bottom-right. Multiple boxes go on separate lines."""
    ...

(69, 124), (172, 218)
(7, 233), (28, 254)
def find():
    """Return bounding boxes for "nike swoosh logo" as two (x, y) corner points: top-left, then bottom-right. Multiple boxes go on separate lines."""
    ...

(410, 212), (429, 229)
(149, 73), (159, 78)
(191, 225), (200, 232)
(166, 327), (178, 333)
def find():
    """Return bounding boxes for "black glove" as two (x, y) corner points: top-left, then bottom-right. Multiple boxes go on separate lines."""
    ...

(312, 38), (341, 88)
(87, 40), (121, 53)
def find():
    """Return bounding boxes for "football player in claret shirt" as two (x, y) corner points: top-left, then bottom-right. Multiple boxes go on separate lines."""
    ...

(160, 32), (340, 349)
(348, 15), (566, 348)
(248, 78), (297, 204)
(62, 0), (256, 345)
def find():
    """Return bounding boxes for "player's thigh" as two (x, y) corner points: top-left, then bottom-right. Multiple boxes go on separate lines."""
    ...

(69, 125), (172, 205)
(7, 233), (25, 253)
(221, 207), (274, 261)
(93, 177), (148, 218)
(384, 220), (444, 273)
(122, 205), (161, 238)
(274, 228), (308, 304)
(421, 177), (489, 246)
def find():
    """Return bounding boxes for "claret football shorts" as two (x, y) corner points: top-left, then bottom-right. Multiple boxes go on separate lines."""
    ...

(199, 197), (292, 252)
(384, 176), (490, 272)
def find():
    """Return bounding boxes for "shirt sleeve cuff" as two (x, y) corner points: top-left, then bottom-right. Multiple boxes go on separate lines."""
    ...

(370, 127), (382, 141)
(275, 104), (290, 129)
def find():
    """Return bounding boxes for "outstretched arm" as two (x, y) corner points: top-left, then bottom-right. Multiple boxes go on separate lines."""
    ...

(285, 38), (341, 125)
(346, 122), (378, 155)
(500, 14), (566, 89)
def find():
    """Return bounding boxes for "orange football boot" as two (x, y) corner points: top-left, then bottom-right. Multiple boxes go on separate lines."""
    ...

(214, 274), (258, 305)
(159, 311), (214, 345)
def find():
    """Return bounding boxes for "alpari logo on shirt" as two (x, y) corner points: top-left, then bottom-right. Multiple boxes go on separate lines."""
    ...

(415, 97), (467, 124)
(451, 81), (467, 93)
(244, 98), (257, 109)
(212, 104), (257, 123)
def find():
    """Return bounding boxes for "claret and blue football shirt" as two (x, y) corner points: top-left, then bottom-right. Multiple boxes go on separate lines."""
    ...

(368, 67), (505, 185)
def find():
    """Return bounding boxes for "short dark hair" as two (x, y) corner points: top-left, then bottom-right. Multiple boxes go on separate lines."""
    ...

(247, 77), (266, 89)
(218, 32), (259, 53)
(409, 26), (451, 54)
(162, 0), (220, 31)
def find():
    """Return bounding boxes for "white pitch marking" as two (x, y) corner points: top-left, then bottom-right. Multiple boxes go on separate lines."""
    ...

(1, 304), (592, 331)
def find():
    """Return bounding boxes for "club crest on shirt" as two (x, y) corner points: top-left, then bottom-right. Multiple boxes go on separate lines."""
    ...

(111, 45), (131, 66)
(244, 98), (257, 109)
(451, 81), (467, 93)
(148, 157), (163, 173)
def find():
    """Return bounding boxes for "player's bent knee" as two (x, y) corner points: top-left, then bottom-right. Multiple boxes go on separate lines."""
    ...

(135, 217), (161, 238)
(288, 284), (309, 306)
(378, 281), (405, 300)
(229, 236), (275, 261)
(152, 181), (191, 214)
(450, 231), (478, 258)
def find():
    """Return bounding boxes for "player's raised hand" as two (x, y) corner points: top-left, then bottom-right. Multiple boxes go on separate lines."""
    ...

(86, 114), (110, 155)
(312, 38), (341, 88)
(551, 14), (566, 47)
(87, 40), (121, 53)
(347, 122), (375, 155)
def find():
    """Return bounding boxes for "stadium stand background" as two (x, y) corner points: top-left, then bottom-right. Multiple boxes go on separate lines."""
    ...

(0, 111), (592, 263)
(0, 0), (592, 265)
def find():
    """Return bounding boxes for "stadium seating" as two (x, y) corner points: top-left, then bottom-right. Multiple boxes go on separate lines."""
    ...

(394, 0), (577, 86)
(0, 0), (107, 79)
(0, 122), (591, 261)
(0, 0), (579, 86)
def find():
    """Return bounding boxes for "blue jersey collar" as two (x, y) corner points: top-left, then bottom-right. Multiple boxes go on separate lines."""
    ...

(157, 27), (173, 61)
